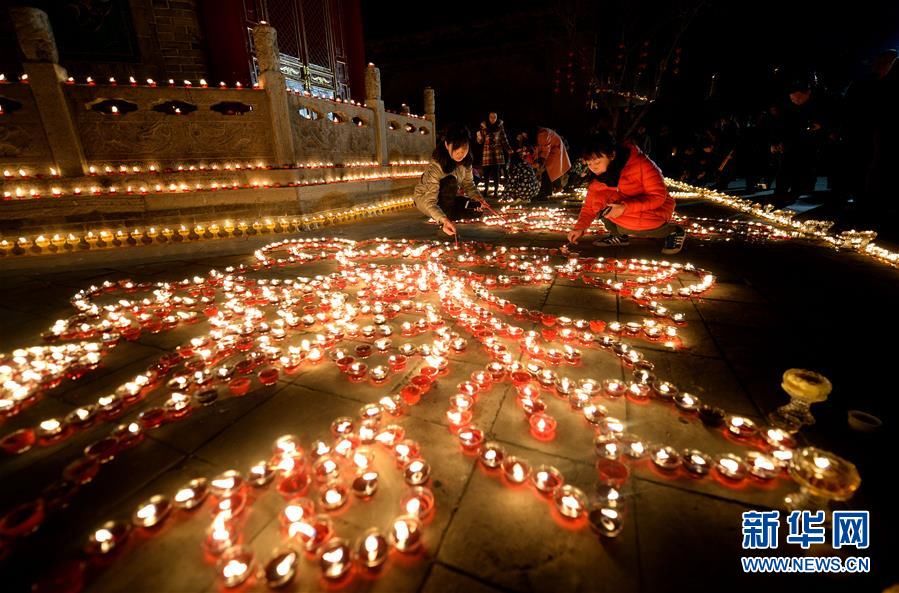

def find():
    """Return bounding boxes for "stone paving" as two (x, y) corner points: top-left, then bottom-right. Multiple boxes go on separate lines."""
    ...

(0, 199), (894, 593)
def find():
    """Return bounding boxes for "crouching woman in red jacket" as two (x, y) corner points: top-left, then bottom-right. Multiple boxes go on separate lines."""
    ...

(567, 132), (686, 255)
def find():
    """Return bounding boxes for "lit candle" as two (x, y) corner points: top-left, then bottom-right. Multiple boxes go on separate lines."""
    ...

(280, 497), (314, 527)
(652, 380), (678, 400)
(263, 548), (298, 588)
(588, 505), (624, 538)
(683, 450), (712, 476)
(531, 464), (563, 494)
(331, 417), (355, 436)
(400, 486), (435, 520)
(319, 538), (352, 580)
(594, 434), (620, 460)
(582, 402), (608, 425)
(320, 482), (349, 511)
(313, 455), (340, 482)
(602, 379), (627, 398)
(218, 545), (254, 588)
(529, 412), (557, 440)
(598, 417), (626, 437)
(85, 520), (130, 555)
(596, 484), (624, 508)
(356, 528), (389, 569)
(457, 425), (485, 451)
(627, 382), (651, 400)
(726, 415), (758, 439)
(620, 435), (646, 459)
(370, 365), (389, 383)
(132, 494), (172, 528)
(404, 459), (431, 486)
(650, 445), (681, 471)
(502, 456), (530, 484)
(479, 442), (506, 469)
(210, 470), (244, 498)
(291, 514), (333, 552)
(762, 428), (796, 450)
(674, 391), (701, 412)
(173, 477), (209, 510)
(36, 418), (65, 441)
(446, 409), (473, 432)
(553, 485), (587, 519)
(352, 470), (379, 498)
(746, 452), (778, 480)
(715, 454), (748, 481)
(389, 516), (422, 553)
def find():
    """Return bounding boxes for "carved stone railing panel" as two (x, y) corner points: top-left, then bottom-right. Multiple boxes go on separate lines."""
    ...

(64, 86), (275, 163)
(288, 94), (377, 163)
(0, 85), (55, 169)
(386, 113), (434, 162)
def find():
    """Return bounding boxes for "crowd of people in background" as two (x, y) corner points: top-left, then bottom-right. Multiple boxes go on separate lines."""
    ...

(465, 49), (898, 232)
(411, 48), (898, 251)
(635, 49), (899, 230)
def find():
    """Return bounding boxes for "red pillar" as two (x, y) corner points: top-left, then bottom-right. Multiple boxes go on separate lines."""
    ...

(343, 0), (366, 103)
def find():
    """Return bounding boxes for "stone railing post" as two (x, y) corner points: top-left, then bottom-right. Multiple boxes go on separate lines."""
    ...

(424, 87), (436, 149)
(10, 7), (87, 176)
(252, 22), (296, 165)
(365, 64), (389, 166)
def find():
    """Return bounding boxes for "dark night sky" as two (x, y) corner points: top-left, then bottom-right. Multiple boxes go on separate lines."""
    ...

(362, 0), (899, 137)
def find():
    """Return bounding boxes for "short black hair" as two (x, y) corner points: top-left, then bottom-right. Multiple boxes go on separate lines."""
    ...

(581, 131), (619, 160)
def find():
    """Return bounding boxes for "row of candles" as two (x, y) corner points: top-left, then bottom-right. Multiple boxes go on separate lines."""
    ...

(669, 178), (899, 268)
(464, 205), (791, 245)
(1, 160), (429, 181)
(0, 235), (837, 592)
(0, 199), (415, 257)
(0, 169), (424, 201)
(0, 72), (430, 118)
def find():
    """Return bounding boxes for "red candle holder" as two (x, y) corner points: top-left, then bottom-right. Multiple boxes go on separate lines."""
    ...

(400, 385), (422, 405)
(457, 381), (480, 397)
(388, 354), (407, 371)
(445, 409), (472, 432)
(228, 377), (252, 396)
(510, 371), (532, 387)
(1, 428), (36, 455)
(0, 499), (45, 538)
(457, 426), (485, 451)
(258, 368), (279, 386)
(137, 407), (167, 429)
(410, 374), (433, 394)
(596, 458), (630, 487)
(529, 412), (557, 441)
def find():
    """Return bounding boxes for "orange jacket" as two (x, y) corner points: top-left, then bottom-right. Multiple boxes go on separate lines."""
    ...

(536, 128), (571, 182)
(574, 144), (674, 232)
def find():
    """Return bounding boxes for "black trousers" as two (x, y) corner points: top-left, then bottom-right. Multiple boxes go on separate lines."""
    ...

(602, 217), (682, 238)
(437, 176), (480, 221)
(482, 165), (501, 196)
